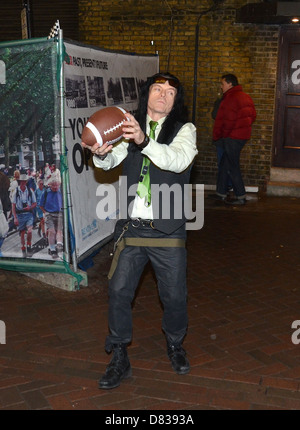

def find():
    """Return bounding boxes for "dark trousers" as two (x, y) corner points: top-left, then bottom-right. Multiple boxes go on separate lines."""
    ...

(105, 222), (188, 351)
(216, 137), (247, 198)
(215, 141), (232, 190)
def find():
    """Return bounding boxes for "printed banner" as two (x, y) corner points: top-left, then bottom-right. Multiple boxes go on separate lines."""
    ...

(0, 39), (63, 262)
(0, 38), (158, 265)
(64, 41), (159, 259)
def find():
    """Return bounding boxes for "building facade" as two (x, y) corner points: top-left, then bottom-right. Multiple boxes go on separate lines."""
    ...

(1, 0), (300, 195)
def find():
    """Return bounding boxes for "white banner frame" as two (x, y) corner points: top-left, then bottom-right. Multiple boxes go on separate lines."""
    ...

(64, 41), (159, 260)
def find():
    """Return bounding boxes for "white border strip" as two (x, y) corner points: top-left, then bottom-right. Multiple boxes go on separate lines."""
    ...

(116, 106), (130, 120)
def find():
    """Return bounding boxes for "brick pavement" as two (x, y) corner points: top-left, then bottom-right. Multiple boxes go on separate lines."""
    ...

(0, 193), (300, 410)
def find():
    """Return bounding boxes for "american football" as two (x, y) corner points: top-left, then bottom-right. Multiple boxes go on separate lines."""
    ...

(81, 106), (129, 147)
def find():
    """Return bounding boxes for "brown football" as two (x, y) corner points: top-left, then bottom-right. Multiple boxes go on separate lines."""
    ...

(81, 106), (129, 147)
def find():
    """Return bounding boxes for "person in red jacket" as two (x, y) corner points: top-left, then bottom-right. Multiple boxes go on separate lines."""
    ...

(210, 74), (256, 205)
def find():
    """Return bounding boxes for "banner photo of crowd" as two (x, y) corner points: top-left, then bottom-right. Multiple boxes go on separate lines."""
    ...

(0, 39), (63, 262)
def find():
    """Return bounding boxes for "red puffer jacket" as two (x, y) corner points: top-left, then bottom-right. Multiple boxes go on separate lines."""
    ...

(213, 85), (256, 141)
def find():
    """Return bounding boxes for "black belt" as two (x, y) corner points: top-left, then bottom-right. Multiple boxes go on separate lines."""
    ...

(131, 218), (155, 229)
(16, 209), (31, 214)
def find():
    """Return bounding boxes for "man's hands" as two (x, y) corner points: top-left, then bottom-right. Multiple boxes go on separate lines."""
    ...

(121, 112), (145, 145)
(81, 112), (146, 155)
(81, 140), (113, 158)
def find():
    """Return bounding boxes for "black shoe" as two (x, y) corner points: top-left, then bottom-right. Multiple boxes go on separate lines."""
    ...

(207, 193), (226, 202)
(99, 344), (132, 390)
(167, 343), (190, 375)
(225, 198), (246, 206)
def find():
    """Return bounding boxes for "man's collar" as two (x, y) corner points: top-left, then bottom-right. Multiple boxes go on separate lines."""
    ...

(147, 114), (167, 127)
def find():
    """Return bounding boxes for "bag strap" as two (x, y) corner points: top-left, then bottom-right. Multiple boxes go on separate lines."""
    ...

(108, 236), (185, 280)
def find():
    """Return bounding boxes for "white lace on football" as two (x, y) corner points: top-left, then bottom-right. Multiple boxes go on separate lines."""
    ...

(103, 121), (125, 136)
(106, 135), (125, 145)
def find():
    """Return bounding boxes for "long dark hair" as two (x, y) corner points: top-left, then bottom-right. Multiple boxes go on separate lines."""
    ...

(0, 172), (10, 191)
(135, 72), (188, 134)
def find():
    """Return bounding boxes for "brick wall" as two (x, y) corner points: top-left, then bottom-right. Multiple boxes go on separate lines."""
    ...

(0, 0), (278, 190)
(78, 0), (279, 190)
(0, 0), (78, 41)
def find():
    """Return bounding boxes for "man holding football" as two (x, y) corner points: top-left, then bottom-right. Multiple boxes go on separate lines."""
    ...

(82, 72), (198, 390)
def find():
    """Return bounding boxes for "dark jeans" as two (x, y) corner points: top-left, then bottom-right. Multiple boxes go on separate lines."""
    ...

(215, 142), (232, 190)
(216, 137), (247, 199)
(105, 222), (188, 351)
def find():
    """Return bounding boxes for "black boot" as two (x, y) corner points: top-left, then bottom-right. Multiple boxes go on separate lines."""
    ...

(99, 343), (132, 390)
(167, 342), (190, 375)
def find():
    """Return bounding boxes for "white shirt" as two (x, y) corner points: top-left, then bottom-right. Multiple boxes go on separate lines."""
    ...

(50, 169), (62, 184)
(93, 115), (198, 219)
(9, 179), (18, 200)
(44, 166), (52, 186)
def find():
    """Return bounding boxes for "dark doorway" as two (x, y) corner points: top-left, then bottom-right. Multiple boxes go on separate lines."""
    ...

(273, 26), (300, 168)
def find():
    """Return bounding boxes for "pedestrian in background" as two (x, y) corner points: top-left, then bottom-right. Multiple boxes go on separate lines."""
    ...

(11, 173), (36, 258)
(35, 178), (46, 240)
(0, 172), (11, 257)
(39, 178), (63, 259)
(210, 74), (256, 206)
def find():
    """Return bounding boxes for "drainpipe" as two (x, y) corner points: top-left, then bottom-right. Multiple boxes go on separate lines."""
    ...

(192, 15), (201, 125)
(192, 1), (225, 124)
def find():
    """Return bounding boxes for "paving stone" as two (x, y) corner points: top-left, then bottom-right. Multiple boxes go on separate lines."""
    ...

(0, 195), (300, 409)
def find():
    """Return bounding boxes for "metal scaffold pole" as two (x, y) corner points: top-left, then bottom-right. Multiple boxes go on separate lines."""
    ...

(58, 29), (78, 274)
